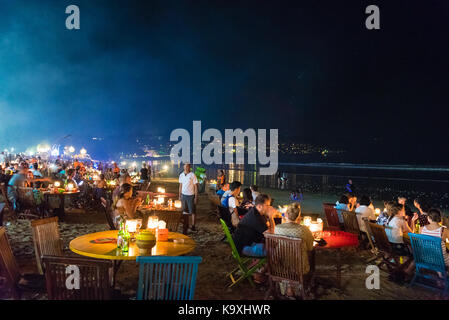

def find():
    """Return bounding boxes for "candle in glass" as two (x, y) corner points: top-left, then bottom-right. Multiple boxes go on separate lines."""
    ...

(303, 216), (312, 227)
(174, 200), (182, 208)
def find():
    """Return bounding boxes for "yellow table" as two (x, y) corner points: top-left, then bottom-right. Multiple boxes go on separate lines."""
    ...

(70, 230), (196, 286)
(69, 230), (195, 260)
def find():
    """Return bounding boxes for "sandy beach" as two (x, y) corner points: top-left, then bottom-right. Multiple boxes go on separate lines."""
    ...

(1, 178), (446, 300)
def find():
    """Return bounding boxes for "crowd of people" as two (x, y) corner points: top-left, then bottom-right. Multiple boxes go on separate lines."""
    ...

(0, 153), (153, 219)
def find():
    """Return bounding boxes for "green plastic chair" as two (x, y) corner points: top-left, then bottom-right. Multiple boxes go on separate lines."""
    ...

(219, 218), (266, 288)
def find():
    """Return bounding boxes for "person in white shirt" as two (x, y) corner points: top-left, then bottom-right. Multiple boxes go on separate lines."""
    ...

(221, 181), (242, 227)
(250, 185), (260, 204)
(355, 195), (376, 233)
(179, 163), (199, 232)
(385, 202), (415, 255)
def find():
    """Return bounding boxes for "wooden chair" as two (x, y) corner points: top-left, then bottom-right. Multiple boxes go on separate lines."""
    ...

(0, 203), (5, 227)
(322, 203), (340, 230)
(367, 222), (409, 272)
(362, 217), (378, 255)
(0, 227), (45, 299)
(136, 256), (202, 300)
(42, 255), (113, 300)
(341, 210), (360, 235)
(151, 211), (182, 232)
(31, 217), (63, 274)
(264, 233), (311, 300)
(219, 219), (266, 288)
(16, 187), (44, 219)
(101, 197), (117, 230)
(1, 183), (11, 210)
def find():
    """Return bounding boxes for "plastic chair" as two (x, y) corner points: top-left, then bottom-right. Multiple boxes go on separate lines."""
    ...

(408, 233), (449, 295)
(219, 219), (266, 288)
(136, 256), (202, 300)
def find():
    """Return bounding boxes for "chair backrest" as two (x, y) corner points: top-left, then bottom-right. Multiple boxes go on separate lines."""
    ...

(265, 232), (304, 282)
(408, 233), (446, 273)
(17, 187), (36, 208)
(219, 218), (242, 263)
(218, 205), (234, 232)
(323, 203), (340, 229)
(367, 222), (393, 253)
(0, 203), (5, 227)
(31, 217), (63, 274)
(341, 210), (360, 234)
(152, 211), (182, 232)
(100, 197), (116, 230)
(42, 255), (113, 300)
(0, 227), (21, 297)
(136, 256), (202, 300)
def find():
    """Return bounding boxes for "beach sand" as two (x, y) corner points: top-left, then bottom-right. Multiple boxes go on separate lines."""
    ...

(0, 178), (445, 300)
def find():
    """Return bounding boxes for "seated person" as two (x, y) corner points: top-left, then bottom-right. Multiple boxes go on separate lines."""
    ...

(376, 201), (391, 226)
(31, 163), (43, 178)
(334, 195), (350, 224)
(238, 188), (254, 213)
(216, 183), (229, 200)
(274, 202), (314, 275)
(413, 198), (431, 227)
(420, 208), (449, 267)
(95, 174), (107, 199)
(113, 183), (143, 221)
(7, 164), (30, 211)
(250, 185), (260, 204)
(355, 195), (376, 233)
(221, 181), (241, 227)
(232, 194), (271, 257)
(112, 174), (132, 203)
(65, 168), (79, 189)
(384, 202), (415, 256)
(347, 193), (357, 211)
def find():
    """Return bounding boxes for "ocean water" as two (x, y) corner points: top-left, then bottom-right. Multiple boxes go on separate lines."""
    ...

(149, 161), (449, 209)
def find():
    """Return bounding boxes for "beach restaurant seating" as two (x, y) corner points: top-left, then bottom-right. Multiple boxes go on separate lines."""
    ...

(322, 203), (340, 230)
(0, 227), (45, 299)
(219, 218), (266, 288)
(264, 233), (311, 300)
(367, 222), (411, 273)
(341, 210), (360, 235)
(136, 256), (202, 300)
(31, 217), (63, 274)
(408, 233), (449, 295)
(42, 255), (113, 300)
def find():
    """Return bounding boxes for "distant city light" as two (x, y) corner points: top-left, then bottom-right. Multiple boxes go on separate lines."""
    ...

(121, 161), (127, 166)
(68, 146), (75, 153)
(80, 148), (87, 155)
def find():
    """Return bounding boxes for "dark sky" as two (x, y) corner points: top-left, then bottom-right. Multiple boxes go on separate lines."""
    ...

(0, 0), (448, 163)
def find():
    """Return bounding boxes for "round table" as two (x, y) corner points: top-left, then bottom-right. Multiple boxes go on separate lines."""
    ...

(70, 230), (195, 260)
(70, 230), (196, 286)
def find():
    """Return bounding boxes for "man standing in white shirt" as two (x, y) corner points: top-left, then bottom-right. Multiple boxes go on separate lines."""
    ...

(179, 163), (199, 232)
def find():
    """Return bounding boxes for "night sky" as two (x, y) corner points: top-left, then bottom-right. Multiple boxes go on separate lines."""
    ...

(0, 0), (448, 164)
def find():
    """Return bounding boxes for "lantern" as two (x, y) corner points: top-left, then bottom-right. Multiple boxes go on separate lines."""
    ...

(157, 196), (164, 204)
(174, 200), (182, 208)
(54, 181), (61, 188)
(309, 218), (323, 233)
(303, 216), (312, 227)
(375, 208), (381, 215)
(126, 220), (138, 233)
(67, 183), (74, 191)
(147, 216), (159, 230)
(158, 220), (167, 229)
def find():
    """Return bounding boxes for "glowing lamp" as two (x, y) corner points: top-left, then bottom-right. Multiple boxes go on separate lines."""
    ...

(68, 146), (75, 153)
(158, 220), (167, 229)
(80, 148), (87, 155)
(163, 165), (168, 170)
(67, 183), (74, 191)
(309, 219), (323, 233)
(303, 216), (312, 227)
(153, 199), (158, 206)
(375, 208), (381, 215)
(147, 216), (159, 230)
(125, 220), (138, 233)
(174, 200), (182, 208)
(54, 181), (61, 188)
(157, 196), (164, 204)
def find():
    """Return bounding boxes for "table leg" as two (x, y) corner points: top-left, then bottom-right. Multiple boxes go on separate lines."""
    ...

(336, 248), (341, 289)
(111, 260), (123, 288)
(182, 214), (189, 234)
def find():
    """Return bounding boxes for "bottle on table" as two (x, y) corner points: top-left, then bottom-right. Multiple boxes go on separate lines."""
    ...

(415, 219), (421, 234)
(122, 225), (130, 252)
(117, 219), (124, 250)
